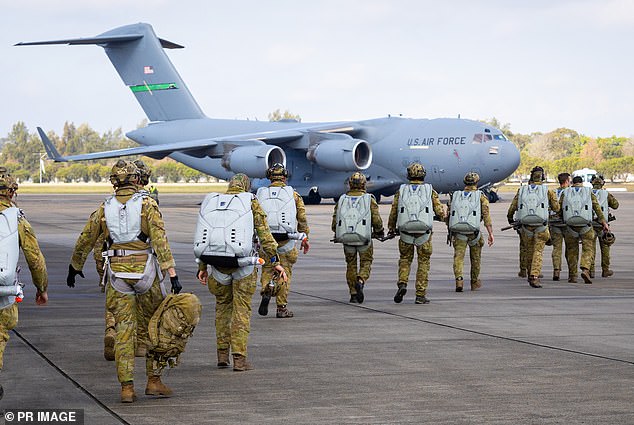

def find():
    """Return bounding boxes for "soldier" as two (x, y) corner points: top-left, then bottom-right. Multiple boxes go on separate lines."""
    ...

(0, 169), (48, 400)
(550, 172), (571, 281)
(589, 174), (618, 278)
(388, 163), (445, 304)
(507, 166), (559, 288)
(559, 175), (609, 283)
(133, 159), (159, 205)
(195, 173), (287, 371)
(332, 172), (384, 304)
(67, 160), (182, 403)
(447, 172), (494, 292)
(256, 163), (310, 318)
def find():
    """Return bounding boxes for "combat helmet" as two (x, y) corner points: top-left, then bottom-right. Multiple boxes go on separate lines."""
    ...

(133, 160), (152, 186)
(348, 172), (367, 190)
(266, 163), (288, 181)
(109, 160), (139, 188)
(601, 231), (615, 246)
(591, 174), (605, 188)
(406, 162), (426, 181)
(464, 171), (480, 186)
(530, 166), (545, 182)
(0, 167), (16, 197)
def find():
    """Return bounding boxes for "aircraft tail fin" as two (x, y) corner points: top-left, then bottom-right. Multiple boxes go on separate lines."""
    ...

(17, 23), (205, 122)
(37, 127), (67, 162)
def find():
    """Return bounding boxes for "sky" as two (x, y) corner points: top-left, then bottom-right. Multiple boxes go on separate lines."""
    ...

(2, 0), (633, 139)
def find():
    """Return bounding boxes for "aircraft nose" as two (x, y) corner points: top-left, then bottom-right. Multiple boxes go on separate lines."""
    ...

(500, 141), (521, 178)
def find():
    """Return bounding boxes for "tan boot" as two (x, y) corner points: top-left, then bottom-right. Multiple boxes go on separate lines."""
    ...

(581, 269), (592, 284)
(145, 375), (173, 397)
(455, 277), (464, 292)
(121, 382), (136, 403)
(568, 275), (577, 283)
(528, 275), (542, 288)
(135, 342), (147, 358)
(233, 354), (254, 372)
(104, 331), (115, 362)
(276, 305), (294, 318)
(553, 269), (560, 281)
(470, 280), (482, 291)
(518, 269), (527, 278)
(602, 269), (613, 278)
(217, 348), (230, 368)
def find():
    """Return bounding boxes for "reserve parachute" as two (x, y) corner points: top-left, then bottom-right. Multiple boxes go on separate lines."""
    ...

(335, 194), (372, 245)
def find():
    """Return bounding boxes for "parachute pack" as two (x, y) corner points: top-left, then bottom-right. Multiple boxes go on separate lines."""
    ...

(103, 192), (146, 244)
(592, 188), (608, 220)
(148, 293), (202, 372)
(256, 185), (297, 237)
(448, 190), (482, 234)
(396, 184), (434, 233)
(335, 193), (372, 246)
(0, 207), (22, 310)
(517, 184), (549, 226)
(562, 186), (593, 226)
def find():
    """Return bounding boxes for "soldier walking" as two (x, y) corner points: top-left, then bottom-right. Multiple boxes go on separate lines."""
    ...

(590, 174), (619, 278)
(550, 172), (571, 281)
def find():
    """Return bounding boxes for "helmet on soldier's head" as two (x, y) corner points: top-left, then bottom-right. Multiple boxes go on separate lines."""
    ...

(530, 166), (545, 182)
(348, 172), (367, 190)
(591, 174), (605, 188)
(464, 171), (480, 186)
(601, 231), (615, 246)
(406, 162), (426, 181)
(133, 160), (152, 186)
(0, 168), (16, 197)
(266, 163), (288, 181)
(228, 173), (251, 193)
(109, 160), (139, 187)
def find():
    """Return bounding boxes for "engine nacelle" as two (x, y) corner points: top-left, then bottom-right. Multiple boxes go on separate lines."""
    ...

(221, 145), (286, 178)
(306, 137), (372, 171)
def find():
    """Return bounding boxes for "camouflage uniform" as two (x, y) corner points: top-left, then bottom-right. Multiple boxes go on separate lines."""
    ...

(0, 193), (48, 371)
(559, 183), (606, 281)
(507, 181), (559, 283)
(447, 184), (492, 286)
(199, 174), (280, 359)
(259, 181), (309, 310)
(388, 182), (445, 298)
(70, 186), (175, 384)
(590, 190), (619, 276)
(332, 189), (383, 298)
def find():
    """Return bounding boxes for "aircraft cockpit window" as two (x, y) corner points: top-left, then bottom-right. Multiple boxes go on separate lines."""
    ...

(472, 134), (493, 143)
(493, 134), (507, 141)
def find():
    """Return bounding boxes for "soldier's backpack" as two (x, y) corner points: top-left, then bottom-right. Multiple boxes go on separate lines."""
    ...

(256, 185), (297, 238)
(592, 188), (608, 220)
(147, 293), (202, 371)
(396, 183), (434, 233)
(0, 207), (21, 310)
(448, 190), (482, 234)
(335, 193), (372, 246)
(517, 184), (549, 226)
(193, 192), (254, 267)
(562, 186), (593, 226)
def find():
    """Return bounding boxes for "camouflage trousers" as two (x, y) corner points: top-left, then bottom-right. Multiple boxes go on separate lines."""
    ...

(207, 269), (257, 357)
(550, 227), (566, 271)
(260, 247), (298, 307)
(564, 227), (596, 277)
(398, 238), (432, 297)
(452, 233), (484, 281)
(105, 302), (144, 345)
(519, 226), (550, 277)
(106, 271), (166, 383)
(0, 304), (18, 370)
(518, 230), (528, 274)
(591, 232), (611, 273)
(343, 243), (373, 295)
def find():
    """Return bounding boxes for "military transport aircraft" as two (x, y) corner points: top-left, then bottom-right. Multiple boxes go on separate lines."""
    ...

(18, 23), (520, 204)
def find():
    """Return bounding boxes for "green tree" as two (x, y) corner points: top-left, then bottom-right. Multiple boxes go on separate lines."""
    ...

(268, 109), (301, 122)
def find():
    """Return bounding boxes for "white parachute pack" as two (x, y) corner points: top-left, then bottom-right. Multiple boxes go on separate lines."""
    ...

(396, 183), (434, 233)
(194, 192), (254, 260)
(256, 185), (297, 235)
(592, 189), (608, 220)
(104, 192), (145, 243)
(517, 184), (549, 226)
(448, 190), (482, 234)
(0, 207), (21, 310)
(335, 193), (372, 246)
(563, 186), (593, 226)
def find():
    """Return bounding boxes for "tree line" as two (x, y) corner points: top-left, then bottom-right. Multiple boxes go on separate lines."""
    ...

(2, 117), (633, 184)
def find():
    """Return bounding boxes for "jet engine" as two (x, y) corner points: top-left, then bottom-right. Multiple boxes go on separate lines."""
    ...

(306, 137), (372, 171)
(221, 144), (286, 178)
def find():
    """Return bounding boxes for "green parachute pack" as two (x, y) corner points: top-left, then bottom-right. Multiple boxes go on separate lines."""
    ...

(148, 293), (202, 372)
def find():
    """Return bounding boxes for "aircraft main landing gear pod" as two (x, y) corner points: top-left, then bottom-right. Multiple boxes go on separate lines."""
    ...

(303, 189), (322, 205)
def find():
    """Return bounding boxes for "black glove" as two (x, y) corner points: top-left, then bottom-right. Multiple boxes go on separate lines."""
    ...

(66, 264), (84, 288)
(373, 228), (385, 239)
(508, 217), (514, 225)
(170, 275), (182, 294)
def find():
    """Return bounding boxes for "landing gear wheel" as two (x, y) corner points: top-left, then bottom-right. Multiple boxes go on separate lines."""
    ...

(304, 189), (322, 205)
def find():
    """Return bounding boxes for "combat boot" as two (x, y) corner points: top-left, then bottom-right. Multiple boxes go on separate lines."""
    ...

(455, 277), (464, 293)
(589, 270), (595, 278)
(121, 382), (136, 403)
(217, 348), (230, 368)
(471, 280), (482, 291)
(349, 295), (358, 303)
(103, 330), (115, 361)
(415, 295), (430, 304)
(528, 275), (542, 288)
(145, 375), (172, 397)
(518, 269), (527, 278)
(276, 305), (294, 318)
(355, 277), (365, 304)
(581, 269), (593, 284)
(135, 342), (147, 358)
(233, 354), (254, 372)
(602, 269), (613, 278)
(553, 269), (560, 281)
(568, 276), (577, 283)
(394, 283), (407, 303)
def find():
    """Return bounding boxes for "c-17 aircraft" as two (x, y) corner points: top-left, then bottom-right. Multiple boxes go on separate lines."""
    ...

(18, 23), (520, 204)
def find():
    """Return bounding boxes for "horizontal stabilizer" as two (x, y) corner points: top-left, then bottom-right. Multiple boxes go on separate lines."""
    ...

(15, 34), (183, 49)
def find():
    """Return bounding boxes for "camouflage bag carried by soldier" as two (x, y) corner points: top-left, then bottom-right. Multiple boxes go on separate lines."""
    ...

(335, 193), (372, 245)
(517, 184), (549, 226)
(396, 183), (434, 233)
(448, 190), (482, 235)
(147, 293), (202, 370)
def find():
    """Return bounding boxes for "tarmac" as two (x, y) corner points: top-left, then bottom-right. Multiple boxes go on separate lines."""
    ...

(1, 192), (633, 425)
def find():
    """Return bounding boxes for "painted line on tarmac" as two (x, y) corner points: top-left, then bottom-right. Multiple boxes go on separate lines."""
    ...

(12, 329), (131, 425)
(294, 291), (634, 366)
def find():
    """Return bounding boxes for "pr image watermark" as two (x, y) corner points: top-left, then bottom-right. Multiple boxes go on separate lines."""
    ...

(3, 409), (84, 424)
